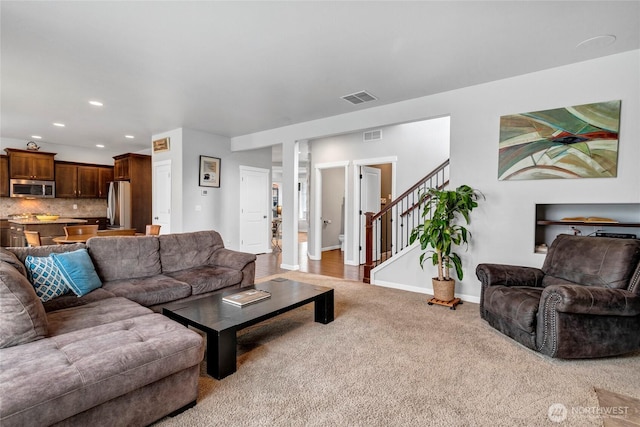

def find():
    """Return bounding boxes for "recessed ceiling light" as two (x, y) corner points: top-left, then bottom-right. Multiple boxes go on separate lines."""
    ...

(96, 144), (105, 148)
(89, 100), (103, 107)
(31, 135), (42, 139)
(125, 135), (135, 139)
(53, 122), (65, 127)
(576, 34), (616, 50)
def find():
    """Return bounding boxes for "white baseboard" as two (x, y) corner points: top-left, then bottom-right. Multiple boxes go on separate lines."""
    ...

(371, 279), (481, 304)
(322, 245), (341, 252)
(280, 263), (300, 271)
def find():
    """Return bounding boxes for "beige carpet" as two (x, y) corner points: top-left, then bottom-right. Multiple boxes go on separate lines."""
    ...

(155, 272), (640, 426)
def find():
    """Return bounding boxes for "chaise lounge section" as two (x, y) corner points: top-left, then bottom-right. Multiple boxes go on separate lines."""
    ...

(0, 230), (257, 426)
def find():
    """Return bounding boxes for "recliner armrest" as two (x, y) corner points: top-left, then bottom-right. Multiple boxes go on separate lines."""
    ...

(476, 264), (545, 288)
(541, 285), (640, 316)
(209, 248), (257, 271)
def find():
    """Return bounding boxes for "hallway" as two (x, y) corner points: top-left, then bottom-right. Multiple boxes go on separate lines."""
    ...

(255, 233), (363, 281)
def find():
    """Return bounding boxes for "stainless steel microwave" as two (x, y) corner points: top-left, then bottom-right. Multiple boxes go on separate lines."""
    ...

(10, 179), (55, 198)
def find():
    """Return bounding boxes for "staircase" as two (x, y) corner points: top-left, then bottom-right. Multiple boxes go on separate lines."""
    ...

(363, 159), (449, 283)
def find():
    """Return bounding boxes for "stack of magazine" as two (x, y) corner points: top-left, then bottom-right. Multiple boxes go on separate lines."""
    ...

(222, 289), (271, 306)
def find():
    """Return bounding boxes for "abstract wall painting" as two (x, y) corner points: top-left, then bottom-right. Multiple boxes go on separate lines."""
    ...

(498, 100), (621, 180)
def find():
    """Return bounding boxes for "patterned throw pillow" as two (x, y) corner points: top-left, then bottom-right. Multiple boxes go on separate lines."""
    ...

(24, 255), (70, 302)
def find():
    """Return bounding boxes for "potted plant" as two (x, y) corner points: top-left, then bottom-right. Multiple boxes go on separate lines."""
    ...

(409, 184), (482, 303)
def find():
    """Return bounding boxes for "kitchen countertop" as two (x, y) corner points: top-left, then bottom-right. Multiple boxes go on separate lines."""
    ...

(8, 218), (88, 225)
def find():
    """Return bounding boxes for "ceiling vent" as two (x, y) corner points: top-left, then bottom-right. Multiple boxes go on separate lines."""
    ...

(363, 130), (382, 142)
(341, 91), (377, 105)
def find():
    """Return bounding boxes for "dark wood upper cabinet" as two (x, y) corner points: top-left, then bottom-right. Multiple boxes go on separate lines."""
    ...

(55, 162), (113, 199)
(54, 163), (78, 198)
(0, 155), (8, 197)
(5, 148), (56, 180)
(98, 167), (113, 198)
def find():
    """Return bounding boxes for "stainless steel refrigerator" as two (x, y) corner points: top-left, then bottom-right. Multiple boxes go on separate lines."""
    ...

(107, 181), (132, 228)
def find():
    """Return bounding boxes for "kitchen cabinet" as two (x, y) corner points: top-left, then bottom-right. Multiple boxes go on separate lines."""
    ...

(8, 218), (89, 247)
(112, 153), (151, 233)
(0, 155), (8, 197)
(0, 220), (9, 247)
(5, 148), (56, 180)
(80, 217), (108, 230)
(98, 167), (113, 198)
(55, 162), (114, 199)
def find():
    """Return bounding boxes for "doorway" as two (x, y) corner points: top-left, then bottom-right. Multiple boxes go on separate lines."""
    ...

(152, 160), (172, 234)
(239, 166), (271, 254)
(353, 158), (396, 266)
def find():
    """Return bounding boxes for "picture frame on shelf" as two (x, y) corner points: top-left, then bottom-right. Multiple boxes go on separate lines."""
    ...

(199, 155), (221, 188)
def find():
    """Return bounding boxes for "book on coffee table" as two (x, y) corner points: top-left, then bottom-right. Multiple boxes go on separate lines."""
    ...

(222, 289), (271, 306)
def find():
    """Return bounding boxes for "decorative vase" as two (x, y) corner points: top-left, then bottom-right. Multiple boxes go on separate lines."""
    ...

(432, 278), (455, 302)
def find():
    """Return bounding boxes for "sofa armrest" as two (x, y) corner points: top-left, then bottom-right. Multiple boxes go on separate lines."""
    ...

(541, 285), (640, 316)
(209, 248), (257, 271)
(476, 264), (545, 288)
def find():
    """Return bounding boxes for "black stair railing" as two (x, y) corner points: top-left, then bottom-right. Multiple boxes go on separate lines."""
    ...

(363, 159), (449, 283)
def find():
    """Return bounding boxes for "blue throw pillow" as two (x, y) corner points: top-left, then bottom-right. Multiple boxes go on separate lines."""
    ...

(24, 255), (70, 302)
(50, 249), (102, 297)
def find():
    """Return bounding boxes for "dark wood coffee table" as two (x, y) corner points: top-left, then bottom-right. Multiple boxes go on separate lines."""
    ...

(162, 279), (334, 379)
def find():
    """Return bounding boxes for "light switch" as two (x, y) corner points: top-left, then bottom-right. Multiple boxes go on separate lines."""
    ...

(195, 205), (202, 211)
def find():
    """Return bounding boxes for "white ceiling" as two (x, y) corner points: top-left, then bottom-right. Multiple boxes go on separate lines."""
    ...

(2, 1), (639, 153)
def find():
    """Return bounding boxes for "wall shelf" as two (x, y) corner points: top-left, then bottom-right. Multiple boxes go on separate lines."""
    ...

(537, 220), (640, 227)
(535, 203), (640, 253)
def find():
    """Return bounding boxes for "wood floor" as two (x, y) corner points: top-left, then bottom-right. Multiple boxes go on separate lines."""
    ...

(255, 234), (363, 281)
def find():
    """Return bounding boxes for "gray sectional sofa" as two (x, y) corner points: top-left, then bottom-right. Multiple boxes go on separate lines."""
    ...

(0, 230), (257, 426)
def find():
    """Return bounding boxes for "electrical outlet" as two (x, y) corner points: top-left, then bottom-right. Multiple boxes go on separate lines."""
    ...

(73, 204), (77, 209)
(195, 205), (202, 212)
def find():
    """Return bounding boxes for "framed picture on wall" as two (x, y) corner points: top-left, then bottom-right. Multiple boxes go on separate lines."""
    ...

(199, 155), (221, 188)
(153, 137), (170, 153)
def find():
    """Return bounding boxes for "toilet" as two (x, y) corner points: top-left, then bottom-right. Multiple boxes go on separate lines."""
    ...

(338, 234), (345, 251)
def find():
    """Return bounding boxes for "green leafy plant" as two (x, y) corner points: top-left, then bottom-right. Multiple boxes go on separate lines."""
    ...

(409, 185), (483, 281)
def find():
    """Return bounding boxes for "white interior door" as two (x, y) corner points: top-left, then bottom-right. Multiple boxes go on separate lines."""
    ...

(240, 166), (270, 254)
(360, 165), (381, 264)
(152, 160), (171, 234)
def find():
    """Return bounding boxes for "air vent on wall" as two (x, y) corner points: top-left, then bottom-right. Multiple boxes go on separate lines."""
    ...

(363, 130), (382, 142)
(341, 91), (377, 105)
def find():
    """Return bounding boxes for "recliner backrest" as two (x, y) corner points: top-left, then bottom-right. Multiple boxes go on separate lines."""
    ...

(542, 234), (640, 290)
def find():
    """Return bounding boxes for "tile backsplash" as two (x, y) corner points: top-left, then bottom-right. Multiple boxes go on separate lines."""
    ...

(1, 198), (108, 218)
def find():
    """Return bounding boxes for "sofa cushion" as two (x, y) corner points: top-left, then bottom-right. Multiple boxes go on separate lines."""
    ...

(42, 288), (116, 313)
(542, 235), (640, 289)
(50, 249), (102, 297)
(46, 297), (152, 336)
(6, 243), (86, 266)
(0, 248), (27, 277)
(166, 265), (243, 295)
(24, 255), (71, 302)
(0, 312), (204, 427)
(159, 230), (224, 273)
(0, 262), (48, 348)
(87, 236), (162, 281)
(102, 275), (192, 307)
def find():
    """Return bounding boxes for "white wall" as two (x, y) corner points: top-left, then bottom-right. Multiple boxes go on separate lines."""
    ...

(152, 127), (272, 250)
(232, 50), (640, 300)
(309, 118), (450, 263)
(0, 137), (128, 165)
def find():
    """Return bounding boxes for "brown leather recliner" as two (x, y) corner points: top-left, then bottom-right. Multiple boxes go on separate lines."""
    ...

(476, 234), (640, 359)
